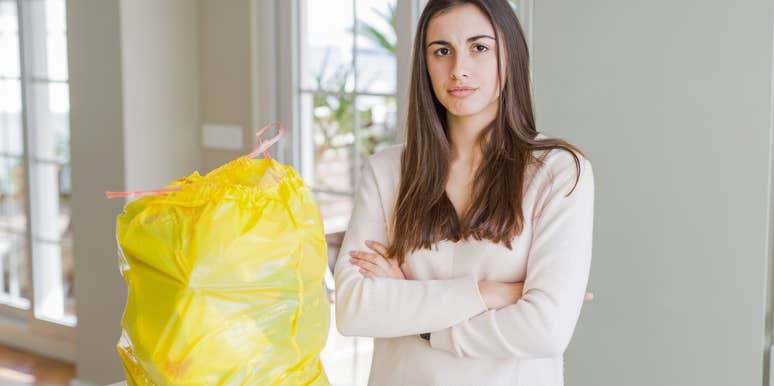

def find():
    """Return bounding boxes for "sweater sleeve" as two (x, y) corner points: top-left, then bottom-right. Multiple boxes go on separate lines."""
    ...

(334, 154), (489, 338)
(428, 153), (595, 359)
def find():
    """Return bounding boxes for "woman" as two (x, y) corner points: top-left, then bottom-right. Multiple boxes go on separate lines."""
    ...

(333, 0), (595, 385)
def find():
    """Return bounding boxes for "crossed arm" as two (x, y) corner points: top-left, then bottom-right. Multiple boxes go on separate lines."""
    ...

(334, 153), (595, 359)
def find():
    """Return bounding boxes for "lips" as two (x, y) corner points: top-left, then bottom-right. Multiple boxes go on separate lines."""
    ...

(447, 86), (478, 98)
(448, 87), (476, 91)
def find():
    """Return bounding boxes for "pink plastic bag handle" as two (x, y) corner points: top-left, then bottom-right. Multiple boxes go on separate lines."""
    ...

(246, 121), (285, 160)
(105, 121), (286, 199)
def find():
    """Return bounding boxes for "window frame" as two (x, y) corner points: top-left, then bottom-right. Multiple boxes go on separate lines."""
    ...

(0, 0), (76, 363)
(267, 0), (420, 234)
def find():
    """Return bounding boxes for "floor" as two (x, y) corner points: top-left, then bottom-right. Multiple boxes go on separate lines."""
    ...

(0, 345), (73, 386)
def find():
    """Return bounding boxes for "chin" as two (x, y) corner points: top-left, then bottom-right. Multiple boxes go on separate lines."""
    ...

(444, 102), (489, 117)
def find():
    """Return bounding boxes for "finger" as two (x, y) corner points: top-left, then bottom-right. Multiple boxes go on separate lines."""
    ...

(349, 256), (372, 274)
(351, 250), (389, 270)
(351, 255), (380, 271)
(359, 267), (375, 278)
(350, 250), (376, 264)
(350, 255), (366, 270)
(367, 241), (402, 268)
(350, 253), (390, 277)
(365, 240), (389, 259)
(357, 263), (383, 278)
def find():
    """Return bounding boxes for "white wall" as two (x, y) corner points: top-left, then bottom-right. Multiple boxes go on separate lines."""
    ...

(531, 1), (774, 385)
(68, 0), (201, 384)
(68, 1), (127, 383)
(121, 0), (201, 189)
(198, 0), (261, 172)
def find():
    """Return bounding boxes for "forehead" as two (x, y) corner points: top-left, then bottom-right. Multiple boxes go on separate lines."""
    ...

(425, 3), (495, 42)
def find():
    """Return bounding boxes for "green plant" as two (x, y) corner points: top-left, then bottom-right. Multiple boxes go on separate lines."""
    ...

(355, 2), (397, 54)
(308, 1), (399, 189)
(311, 49), (358, 161)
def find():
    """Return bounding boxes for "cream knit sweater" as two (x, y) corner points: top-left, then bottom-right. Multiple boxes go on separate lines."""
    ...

(333, 133), (595, 386)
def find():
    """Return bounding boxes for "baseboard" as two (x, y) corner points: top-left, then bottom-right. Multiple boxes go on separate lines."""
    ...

(0, 313), (75, 363)
(70, 379), (125, 386)
(69, 379), (97, 386)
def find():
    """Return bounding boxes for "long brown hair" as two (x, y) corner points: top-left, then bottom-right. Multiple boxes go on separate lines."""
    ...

(387, 0), (587, 265)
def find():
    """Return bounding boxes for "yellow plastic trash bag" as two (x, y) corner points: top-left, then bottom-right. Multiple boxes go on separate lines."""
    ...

(108, 123), (330, 385)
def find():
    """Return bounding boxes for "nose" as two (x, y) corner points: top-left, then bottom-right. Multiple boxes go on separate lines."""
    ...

(450, 52), (470, 80)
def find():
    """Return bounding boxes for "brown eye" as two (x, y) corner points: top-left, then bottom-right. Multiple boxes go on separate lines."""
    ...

(474, 44), (489, 53)
(434, 47), (451, 56)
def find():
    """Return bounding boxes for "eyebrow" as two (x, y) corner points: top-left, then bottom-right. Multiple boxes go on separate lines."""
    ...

(426, 34), (495, 48)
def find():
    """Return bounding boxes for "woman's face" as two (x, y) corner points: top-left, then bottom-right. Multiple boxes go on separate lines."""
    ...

(425, 3), (506, 118)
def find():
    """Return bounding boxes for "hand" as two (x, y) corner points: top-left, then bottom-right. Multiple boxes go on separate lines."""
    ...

(349, 240), (407, 280)
(478, 280), (595, 310)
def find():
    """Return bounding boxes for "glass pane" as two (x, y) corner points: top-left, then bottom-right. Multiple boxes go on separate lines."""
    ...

(0, 156), (29, 309)
(34, 238), (74, 324)
(356, 95), (398, 159)
(299, 0), (354, 93)
(61, 231), (74, 322)
(355, 0), (397, 94)
(0, 230), (29, 308)
(301, 91), (355, 193)
(30, 82), (69, 163)
(321, 303), (373, 386)
(0, 1), (20, 78)
(0, 156), (26, 234)
(314, 191), (353, 234)
(26, 0), (68, 81)
(31, 161), (74, 325)
(0, 79), (23, 157)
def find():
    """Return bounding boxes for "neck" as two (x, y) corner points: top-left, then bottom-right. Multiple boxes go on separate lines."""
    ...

(446, 100), (498, 168)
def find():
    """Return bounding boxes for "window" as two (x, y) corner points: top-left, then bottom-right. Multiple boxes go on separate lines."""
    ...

(298, 0), (401, 234)
(292, 1), (411, 384)
(0, 0), (74, 330)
